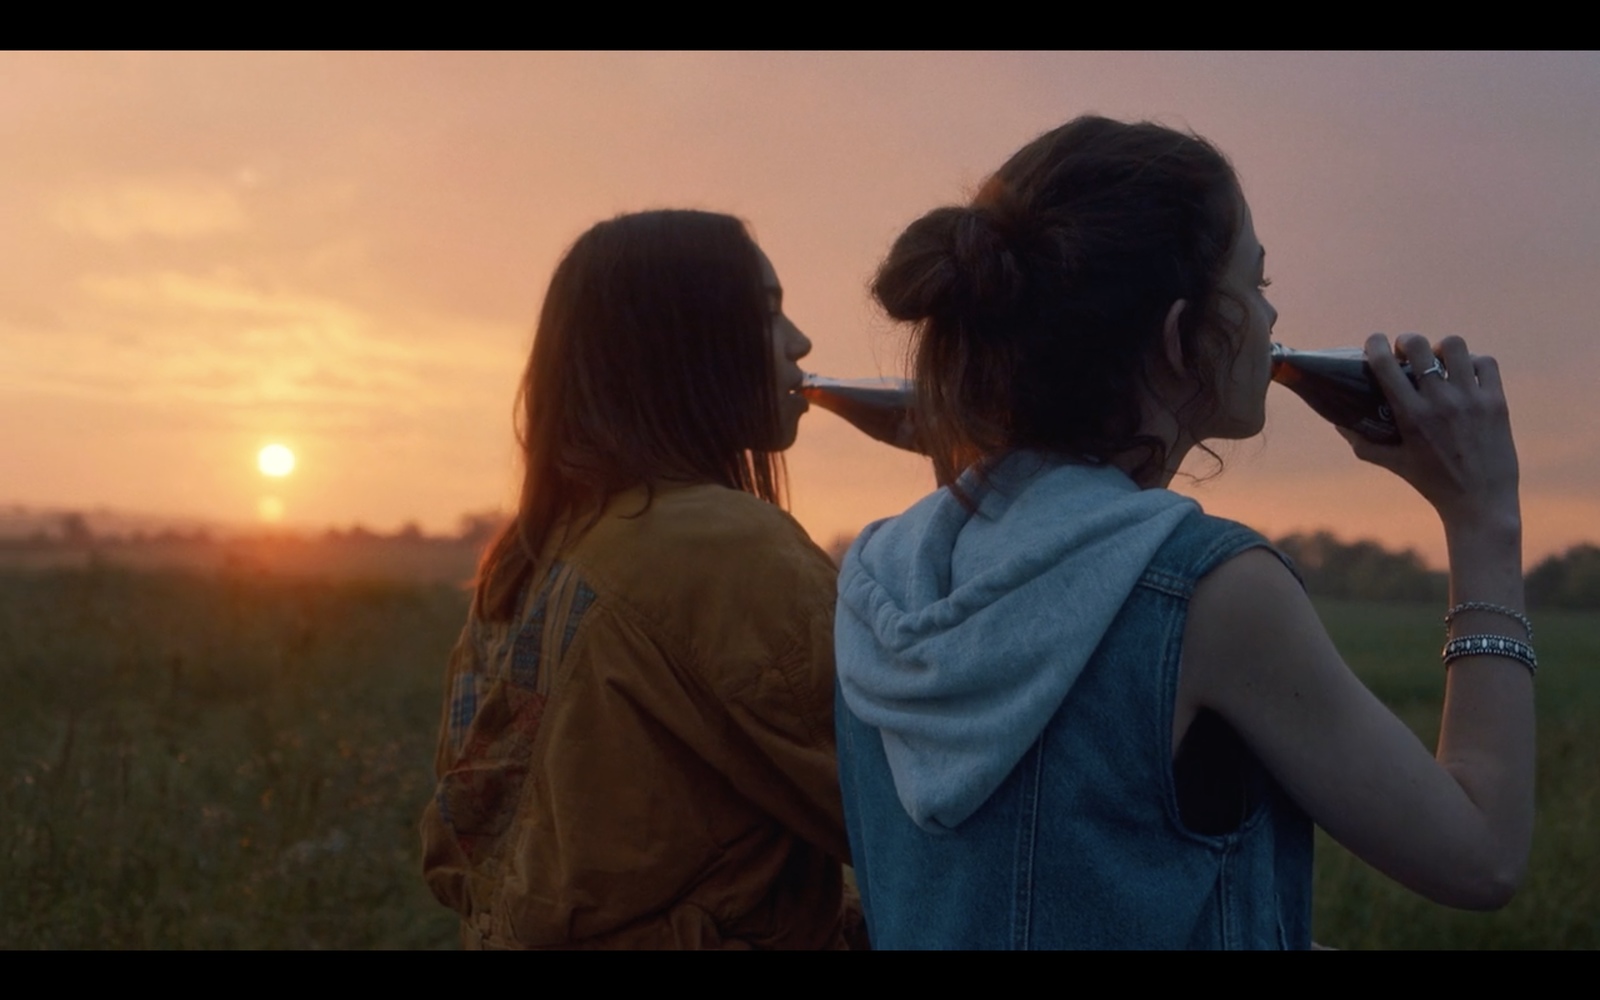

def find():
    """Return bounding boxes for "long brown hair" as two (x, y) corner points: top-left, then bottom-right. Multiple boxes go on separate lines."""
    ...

(873, 116), (1242, 488)
(474, 210), (785, 621)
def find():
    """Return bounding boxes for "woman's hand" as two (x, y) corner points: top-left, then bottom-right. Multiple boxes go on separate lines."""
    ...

(1337, 333), (1520, 533)
(1210, 332), (1535, 911)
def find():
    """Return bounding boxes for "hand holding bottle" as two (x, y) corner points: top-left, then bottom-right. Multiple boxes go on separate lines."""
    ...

(1338, 333), (1520, 532)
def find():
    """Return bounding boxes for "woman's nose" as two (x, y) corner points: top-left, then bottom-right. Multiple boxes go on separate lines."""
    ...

(787, 322), (812, 361)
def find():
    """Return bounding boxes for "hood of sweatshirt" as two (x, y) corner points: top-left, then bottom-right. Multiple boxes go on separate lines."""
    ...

(835, 451), (1198, 832)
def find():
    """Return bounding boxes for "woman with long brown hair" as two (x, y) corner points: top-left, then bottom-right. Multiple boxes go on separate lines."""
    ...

(835, 117), (1532, 948)
(421, 210), (854, 949)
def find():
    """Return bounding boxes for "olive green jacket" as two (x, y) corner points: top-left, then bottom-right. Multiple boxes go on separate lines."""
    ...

(421, 483), (852, 949)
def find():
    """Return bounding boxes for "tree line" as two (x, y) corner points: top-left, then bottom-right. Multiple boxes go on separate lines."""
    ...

(829, 529), (1600, 611)
(27, 513), (1600, 611)
(1276, 532), (1600, 610)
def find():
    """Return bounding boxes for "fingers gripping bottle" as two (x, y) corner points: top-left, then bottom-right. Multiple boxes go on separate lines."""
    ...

(1270, 342), (1417, 444)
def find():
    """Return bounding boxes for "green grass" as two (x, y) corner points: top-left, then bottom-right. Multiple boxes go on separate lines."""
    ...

(0, 565), (464, 948)
(1, 571), (1593, 948)
(1310, 598), (1600, 949)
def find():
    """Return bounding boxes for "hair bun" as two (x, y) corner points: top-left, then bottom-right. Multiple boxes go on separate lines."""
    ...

(873, 205), (1029, 326)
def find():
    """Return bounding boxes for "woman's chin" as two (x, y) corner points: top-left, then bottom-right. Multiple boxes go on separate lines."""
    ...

(762, 415), (803, 452)
(772, 398), (807, 450)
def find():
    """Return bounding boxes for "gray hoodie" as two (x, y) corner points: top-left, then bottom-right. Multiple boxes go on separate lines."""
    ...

(835, 451), (1198, 832)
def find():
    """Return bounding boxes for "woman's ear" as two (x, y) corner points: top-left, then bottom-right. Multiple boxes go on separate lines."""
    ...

(1161, 299), (1188, 375)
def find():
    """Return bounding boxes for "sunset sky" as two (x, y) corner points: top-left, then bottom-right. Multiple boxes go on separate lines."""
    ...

(4, 52), (1597, 568)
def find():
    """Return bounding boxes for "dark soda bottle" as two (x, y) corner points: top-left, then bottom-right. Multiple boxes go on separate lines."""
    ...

(1269, 343), (1418, 444)
(799, 374), (920, 452)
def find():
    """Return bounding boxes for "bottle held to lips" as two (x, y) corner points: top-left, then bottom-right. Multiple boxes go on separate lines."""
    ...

(799, 374), (920, 453)
(1269, 342), (1417, 444)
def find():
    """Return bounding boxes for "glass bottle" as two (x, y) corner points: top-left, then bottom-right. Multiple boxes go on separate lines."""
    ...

(1270, 343), (1416, 444)
(799, 374), (920, 452)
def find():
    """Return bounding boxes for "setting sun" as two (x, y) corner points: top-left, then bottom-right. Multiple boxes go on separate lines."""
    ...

(258, 444), (295, 478)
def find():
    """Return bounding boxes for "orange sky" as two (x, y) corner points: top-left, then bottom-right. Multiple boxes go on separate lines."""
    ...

(3, 52), (1598, 569)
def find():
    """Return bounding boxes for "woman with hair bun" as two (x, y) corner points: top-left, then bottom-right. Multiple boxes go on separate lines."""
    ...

(835, 117), (1532, 949)
(421, 210), (858, 949)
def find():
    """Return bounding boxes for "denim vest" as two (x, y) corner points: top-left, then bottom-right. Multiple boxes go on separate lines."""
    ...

(836, 511), (1313, 949)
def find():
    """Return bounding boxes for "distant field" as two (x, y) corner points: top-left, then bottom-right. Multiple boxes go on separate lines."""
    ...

(0, 535), (482, 586)
(1309, 598), (1599, 949)
(0, 566), (466, 948)
(1, 569), (1593, 948)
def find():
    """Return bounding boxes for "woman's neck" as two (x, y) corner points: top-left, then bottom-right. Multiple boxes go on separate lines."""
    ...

(1113, 391), (1196, 490)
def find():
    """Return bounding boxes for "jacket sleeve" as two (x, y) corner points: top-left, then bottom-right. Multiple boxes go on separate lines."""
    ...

(680, 539), (852, 864)
(421, 498), (850, 948)
(424, 601), (742, 946)
(419, 624), (484, 917)
(527, 539), (850, 946)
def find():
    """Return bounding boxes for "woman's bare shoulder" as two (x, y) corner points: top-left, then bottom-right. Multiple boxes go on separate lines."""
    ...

(1183, 544), (1397, 767)
(1179, 545), (1522, 909)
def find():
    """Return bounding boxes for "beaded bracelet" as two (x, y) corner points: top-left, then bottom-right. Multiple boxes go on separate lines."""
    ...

(1441, 633), (1538, 676)
(1444, 601), (1533, 640)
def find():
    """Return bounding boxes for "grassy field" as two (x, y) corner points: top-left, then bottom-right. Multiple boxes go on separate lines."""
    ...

(1309, 598), (1600, 949)
(0, 566), (464, 948)
(1, 568), (1594, 948)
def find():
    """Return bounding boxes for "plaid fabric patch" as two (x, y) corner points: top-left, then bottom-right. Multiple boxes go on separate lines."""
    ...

(444, 564), (559, 759)
(562, 581), (596, 658)
(446, 670), (481, 758)
(436, 562), (596, 851)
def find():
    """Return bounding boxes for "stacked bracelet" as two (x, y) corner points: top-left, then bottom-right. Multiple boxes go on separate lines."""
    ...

(1441, 633), (1538, 676)
(1444, 601), (1533, 639)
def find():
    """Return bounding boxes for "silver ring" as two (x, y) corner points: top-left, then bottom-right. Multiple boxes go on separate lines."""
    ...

(1418, 360), (1446, 379)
